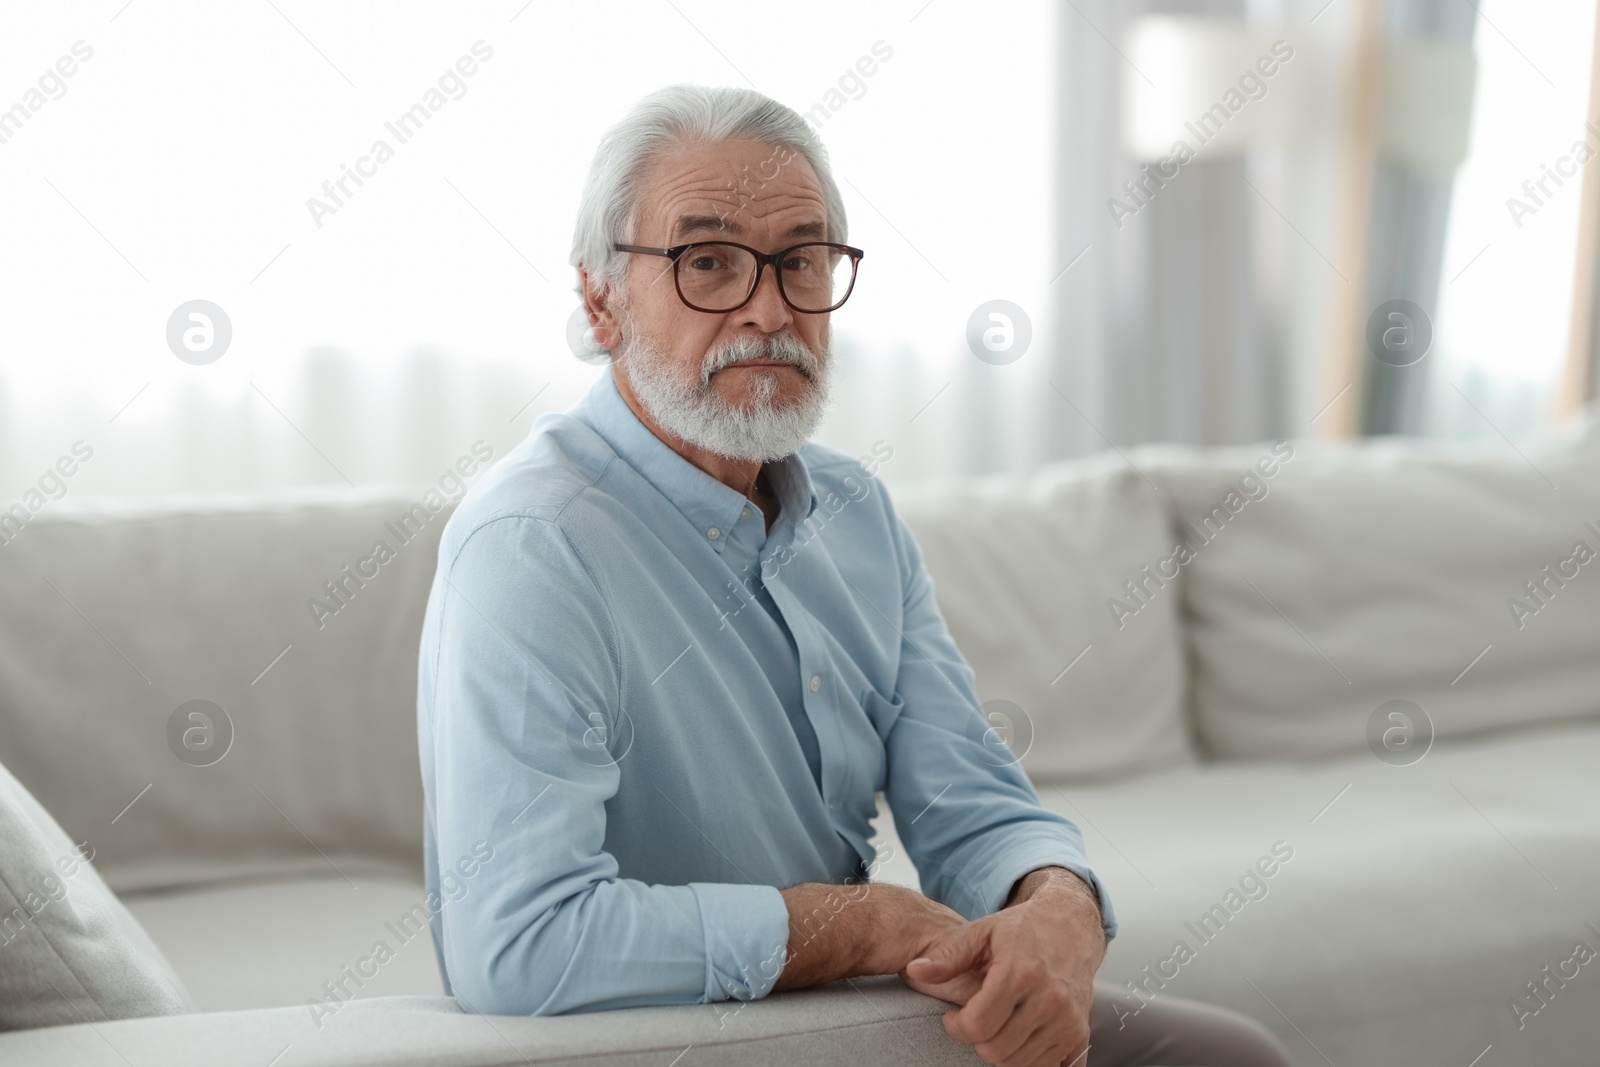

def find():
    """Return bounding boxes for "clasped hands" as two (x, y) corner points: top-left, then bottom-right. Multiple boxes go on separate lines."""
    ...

(893, 868), (1107, 1067)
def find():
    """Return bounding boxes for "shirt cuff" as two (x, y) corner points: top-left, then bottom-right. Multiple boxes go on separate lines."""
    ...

(955, 838), (1119, 942)
(689, 882), (792, 1003)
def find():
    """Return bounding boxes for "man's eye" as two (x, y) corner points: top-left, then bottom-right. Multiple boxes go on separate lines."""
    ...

(782, 253), (812, 271)
(688, 255), (724, 271)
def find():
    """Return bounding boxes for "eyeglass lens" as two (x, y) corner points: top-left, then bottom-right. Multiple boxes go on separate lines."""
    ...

(677, 243), (853, 312)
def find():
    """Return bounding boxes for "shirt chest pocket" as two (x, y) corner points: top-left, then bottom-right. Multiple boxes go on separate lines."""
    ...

(859, 686), (904, 744)
(831, 685), (903, 827)
(811, 654), (903, 801)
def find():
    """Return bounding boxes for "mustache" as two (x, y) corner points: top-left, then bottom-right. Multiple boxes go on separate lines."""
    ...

(701, 332), (821, 385)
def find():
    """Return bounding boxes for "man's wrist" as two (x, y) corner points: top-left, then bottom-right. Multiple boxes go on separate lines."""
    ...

(1005, 865), (1102, 921)
(776, 880), (907, 990)
(851, 882), (895, 974)
(853, 883), (916, 974)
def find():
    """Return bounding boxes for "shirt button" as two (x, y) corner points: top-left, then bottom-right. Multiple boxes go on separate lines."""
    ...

(828, 801), (835, 812)
(741, 506), (752, 520)
(707, 526), (720, 540)
(809, 674), (822, 692)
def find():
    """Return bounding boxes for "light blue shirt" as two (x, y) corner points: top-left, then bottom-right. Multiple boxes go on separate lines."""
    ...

(416, 365), (1116, 1017)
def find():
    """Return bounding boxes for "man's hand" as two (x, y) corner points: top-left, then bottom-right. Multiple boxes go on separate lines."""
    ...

(901, 867), (1106, 1067)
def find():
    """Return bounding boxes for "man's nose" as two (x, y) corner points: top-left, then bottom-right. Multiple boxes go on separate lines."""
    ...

(736, 260), (795, 334)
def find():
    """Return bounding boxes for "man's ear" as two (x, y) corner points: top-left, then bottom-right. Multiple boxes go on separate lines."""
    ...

(579, 268), (623, 352)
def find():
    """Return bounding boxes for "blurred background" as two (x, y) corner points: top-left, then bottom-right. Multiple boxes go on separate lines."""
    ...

(2, 0), (1598, 495)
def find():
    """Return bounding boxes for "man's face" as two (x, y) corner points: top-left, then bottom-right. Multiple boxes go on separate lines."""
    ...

(593, 137), (837, 463)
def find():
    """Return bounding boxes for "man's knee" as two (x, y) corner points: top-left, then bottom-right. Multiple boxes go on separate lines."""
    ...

(1221, 1013), (1294, 1067)
(1087, 979), (1294, 1067)
(1158, 1002), (1293, 1067)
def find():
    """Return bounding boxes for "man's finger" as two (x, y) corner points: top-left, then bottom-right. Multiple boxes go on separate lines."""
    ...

(904, 923), (986, 982)
(942, 958), (1025, 1046)
(1031, 1037), (1083, 1067)
(975, 981), (1070, 1065)
(900, 967), (984, 1006)
(974, 1009), (1051, 1065)
(1004, 1012), (1081, 1067)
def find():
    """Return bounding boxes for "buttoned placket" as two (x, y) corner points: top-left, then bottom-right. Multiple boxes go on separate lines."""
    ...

(709, 466), (843, 822)
(751, 490), (851, 827)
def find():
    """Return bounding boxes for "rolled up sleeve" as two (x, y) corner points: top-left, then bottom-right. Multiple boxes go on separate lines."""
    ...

(429, 515), (792, 1015)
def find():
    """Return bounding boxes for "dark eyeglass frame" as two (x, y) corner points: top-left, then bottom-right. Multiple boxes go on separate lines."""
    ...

(612, 240), (865, 314)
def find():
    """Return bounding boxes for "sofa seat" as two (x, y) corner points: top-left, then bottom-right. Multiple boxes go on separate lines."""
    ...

(104, 718), (1600, 1067)
(122, 872), (447, 1012)
(871, 716), (1600, 1067)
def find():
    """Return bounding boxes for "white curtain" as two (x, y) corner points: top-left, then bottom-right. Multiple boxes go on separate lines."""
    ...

(1, 0), (1404, 503)
(0, 0), (1076, 498)
(1047, 0), (1366, 455)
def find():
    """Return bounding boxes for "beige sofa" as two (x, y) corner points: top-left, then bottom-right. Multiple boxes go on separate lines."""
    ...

(1, 415), (1597, 1065)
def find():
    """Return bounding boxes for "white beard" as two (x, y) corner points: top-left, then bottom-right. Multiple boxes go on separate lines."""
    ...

(615, 306), (833, 463)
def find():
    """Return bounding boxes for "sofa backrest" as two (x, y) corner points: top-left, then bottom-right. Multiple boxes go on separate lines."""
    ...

(1135, 426), (1600, 761)
(7, 419), (1597, 894)
(0, 489), (447, 894)
(890, 454), (1196, 785)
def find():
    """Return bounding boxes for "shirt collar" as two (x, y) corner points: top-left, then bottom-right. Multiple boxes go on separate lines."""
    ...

(576, 366), (817, 551)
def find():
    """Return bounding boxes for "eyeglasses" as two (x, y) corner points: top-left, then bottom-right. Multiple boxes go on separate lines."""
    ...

(612, 240), (865, 314)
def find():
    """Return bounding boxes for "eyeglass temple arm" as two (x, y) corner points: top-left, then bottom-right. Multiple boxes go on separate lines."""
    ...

(612, 243), (677, 257)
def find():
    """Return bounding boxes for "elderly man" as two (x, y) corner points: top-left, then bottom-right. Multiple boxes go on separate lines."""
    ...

(416, 85), (1293, 1067)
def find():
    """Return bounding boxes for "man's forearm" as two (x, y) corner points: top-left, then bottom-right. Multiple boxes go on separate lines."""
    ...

(771, 881), (962, 991)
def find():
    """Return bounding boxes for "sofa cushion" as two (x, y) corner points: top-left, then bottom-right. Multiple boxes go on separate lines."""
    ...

(1136, 429), (1600, 760)
(0, 758), (194, 1029)
(891, 454), (1194, 783)
(0, 489), (448, 895)
(868, 717), (1600, 1066)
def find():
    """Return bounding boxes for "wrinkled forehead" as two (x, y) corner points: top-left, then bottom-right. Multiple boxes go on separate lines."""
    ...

(632, 139), (829, 244)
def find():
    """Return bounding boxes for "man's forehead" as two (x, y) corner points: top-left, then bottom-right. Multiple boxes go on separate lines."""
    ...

(666, 213), (827, 242)
(638, 142), (827, 239)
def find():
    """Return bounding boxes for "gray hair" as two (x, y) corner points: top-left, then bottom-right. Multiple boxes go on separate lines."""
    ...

(569, 84), (848, 302)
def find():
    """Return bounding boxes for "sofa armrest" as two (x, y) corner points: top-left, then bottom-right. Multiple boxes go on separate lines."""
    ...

(0, 977), (985, 1066)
